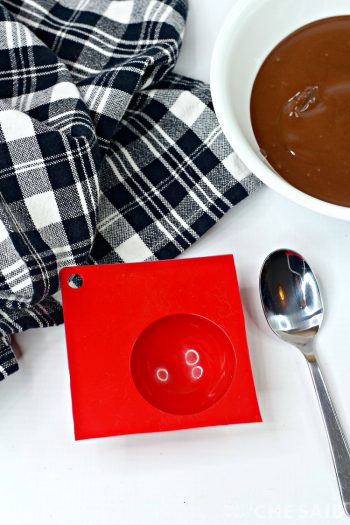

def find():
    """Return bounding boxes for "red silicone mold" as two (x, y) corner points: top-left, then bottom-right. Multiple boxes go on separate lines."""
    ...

(60, 255), (261, 440)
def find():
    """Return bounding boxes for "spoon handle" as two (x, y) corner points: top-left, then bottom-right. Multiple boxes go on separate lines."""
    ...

(306, 356), (350, 517)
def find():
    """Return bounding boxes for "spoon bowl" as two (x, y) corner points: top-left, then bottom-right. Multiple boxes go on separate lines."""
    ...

(260, 249), (350, 517)
(260, 249), (323, 348)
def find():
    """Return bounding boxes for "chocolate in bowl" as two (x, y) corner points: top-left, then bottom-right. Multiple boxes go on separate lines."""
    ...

(250, 16), (350, 207)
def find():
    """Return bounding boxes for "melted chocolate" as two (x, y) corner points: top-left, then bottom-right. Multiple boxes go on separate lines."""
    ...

(251, 16), (350, 207)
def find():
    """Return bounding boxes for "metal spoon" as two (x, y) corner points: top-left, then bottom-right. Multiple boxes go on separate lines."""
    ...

(260, 249), (350, 517)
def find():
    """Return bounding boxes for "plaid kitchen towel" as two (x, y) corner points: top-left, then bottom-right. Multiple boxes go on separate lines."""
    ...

(0, 0), (261, 381)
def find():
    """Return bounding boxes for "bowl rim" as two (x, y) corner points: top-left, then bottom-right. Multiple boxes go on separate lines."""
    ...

(210, 0), (350, 221)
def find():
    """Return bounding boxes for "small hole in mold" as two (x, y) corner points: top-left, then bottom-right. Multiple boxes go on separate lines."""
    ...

(67, 274), (83, 289)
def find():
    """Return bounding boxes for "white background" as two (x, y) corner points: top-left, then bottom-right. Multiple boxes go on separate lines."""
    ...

(1, 1), (350, 523)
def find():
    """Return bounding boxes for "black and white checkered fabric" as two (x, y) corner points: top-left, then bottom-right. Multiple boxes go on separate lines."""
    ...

(0, 0), (261, 381)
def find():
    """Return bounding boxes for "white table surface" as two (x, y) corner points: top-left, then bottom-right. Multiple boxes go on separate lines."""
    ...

(2, 1), (350, 523)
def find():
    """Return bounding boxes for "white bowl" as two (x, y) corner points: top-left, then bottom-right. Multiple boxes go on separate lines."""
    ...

(211, 0), (350, 220)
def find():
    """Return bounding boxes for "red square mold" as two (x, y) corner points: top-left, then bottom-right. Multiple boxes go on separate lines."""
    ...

(60, 255), (261, 440)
